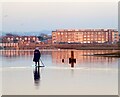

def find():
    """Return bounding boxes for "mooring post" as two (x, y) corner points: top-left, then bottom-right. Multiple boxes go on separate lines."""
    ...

(71, 51), (74, 68)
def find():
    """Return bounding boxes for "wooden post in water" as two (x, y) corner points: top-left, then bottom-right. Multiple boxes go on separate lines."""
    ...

(71, 51), (74, 68)
(69, 51), (76, 68)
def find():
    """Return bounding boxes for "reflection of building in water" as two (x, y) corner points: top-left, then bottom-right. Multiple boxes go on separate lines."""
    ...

(0, 50), (117, 65)
(52, 50), (116, 65)
(0, 50), (52, 57)
(1, 50), (34, 57)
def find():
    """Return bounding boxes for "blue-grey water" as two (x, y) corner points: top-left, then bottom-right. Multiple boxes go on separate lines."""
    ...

(1, 50), (119, 95)
(1, 50), (118, 68)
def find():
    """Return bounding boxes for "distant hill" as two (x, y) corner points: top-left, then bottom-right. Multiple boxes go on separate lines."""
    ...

(1, 30), (52, 36)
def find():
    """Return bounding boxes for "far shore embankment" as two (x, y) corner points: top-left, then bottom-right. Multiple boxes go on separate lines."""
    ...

(52, 44), (120, 50)
(1, 43), (120, 50)
(85, 51), (120, 58)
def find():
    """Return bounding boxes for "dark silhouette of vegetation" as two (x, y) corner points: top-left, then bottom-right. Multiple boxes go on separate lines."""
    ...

(37, 33), (52, 41)
(38, 36), (44, 41)
(13, 39), (19, 43)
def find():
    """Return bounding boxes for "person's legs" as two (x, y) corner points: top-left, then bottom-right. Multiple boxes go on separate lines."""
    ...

(35, 62), (37, 66)
(38, 61), (40, 66)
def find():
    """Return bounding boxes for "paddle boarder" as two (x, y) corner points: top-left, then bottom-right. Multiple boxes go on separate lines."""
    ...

(33, 47), (41, 66)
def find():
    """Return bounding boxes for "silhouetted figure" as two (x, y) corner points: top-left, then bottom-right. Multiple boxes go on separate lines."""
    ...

(33, 47), (41, 66)
(69, 51), (76, 68)
(62, 59), (64, 63)
(34, 66), (40, 86)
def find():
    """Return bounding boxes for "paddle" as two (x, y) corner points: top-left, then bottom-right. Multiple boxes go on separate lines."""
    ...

(40, 58), (45, 67)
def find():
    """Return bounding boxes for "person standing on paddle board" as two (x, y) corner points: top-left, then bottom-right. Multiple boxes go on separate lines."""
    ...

(33, 47), (41, 66)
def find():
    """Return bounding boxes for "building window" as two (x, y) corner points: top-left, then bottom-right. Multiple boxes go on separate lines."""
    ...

(98, 32), (101, 34)
(7, 37), (10, 40)
(16, 37), (19, 40)
(88, 41), (90, 43)
(25, 37), (27, 40)
(33, 37), (35, 40)
(11, 38), (13, 40)
(28, 38), (30, 40)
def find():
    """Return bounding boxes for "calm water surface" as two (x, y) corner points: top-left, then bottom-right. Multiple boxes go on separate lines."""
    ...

(1, 50), (119, 95)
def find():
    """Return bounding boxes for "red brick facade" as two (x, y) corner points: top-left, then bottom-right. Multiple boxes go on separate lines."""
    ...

(52, 29), (119, 44)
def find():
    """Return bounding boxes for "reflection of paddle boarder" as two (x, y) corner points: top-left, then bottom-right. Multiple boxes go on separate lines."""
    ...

(33, 47), (41, 66)
(34, 66), (40, 86)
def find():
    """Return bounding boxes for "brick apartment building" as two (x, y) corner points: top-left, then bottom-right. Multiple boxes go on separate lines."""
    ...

(52, 29), (119, 44)
(2, 36), (39, 43)
(1, 36), (40, 49)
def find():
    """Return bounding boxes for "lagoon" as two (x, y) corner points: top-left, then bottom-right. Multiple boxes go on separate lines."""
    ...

(1, 50), (119, 95)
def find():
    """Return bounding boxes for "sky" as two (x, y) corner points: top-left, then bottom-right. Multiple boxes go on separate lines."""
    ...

(1, 1), (119, 35)
(0, 0), (119, 96)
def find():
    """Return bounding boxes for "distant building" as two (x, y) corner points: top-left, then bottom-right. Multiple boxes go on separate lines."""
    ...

(44, 39), (52, 44)
(1, 35), (40, 49)
(52, 29), (119, 44)
(2, 35), (39, 43)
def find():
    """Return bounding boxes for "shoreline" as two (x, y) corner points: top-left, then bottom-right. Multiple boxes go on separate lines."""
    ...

(0, 49), (119, 51)
(84, 51), (120, 58)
